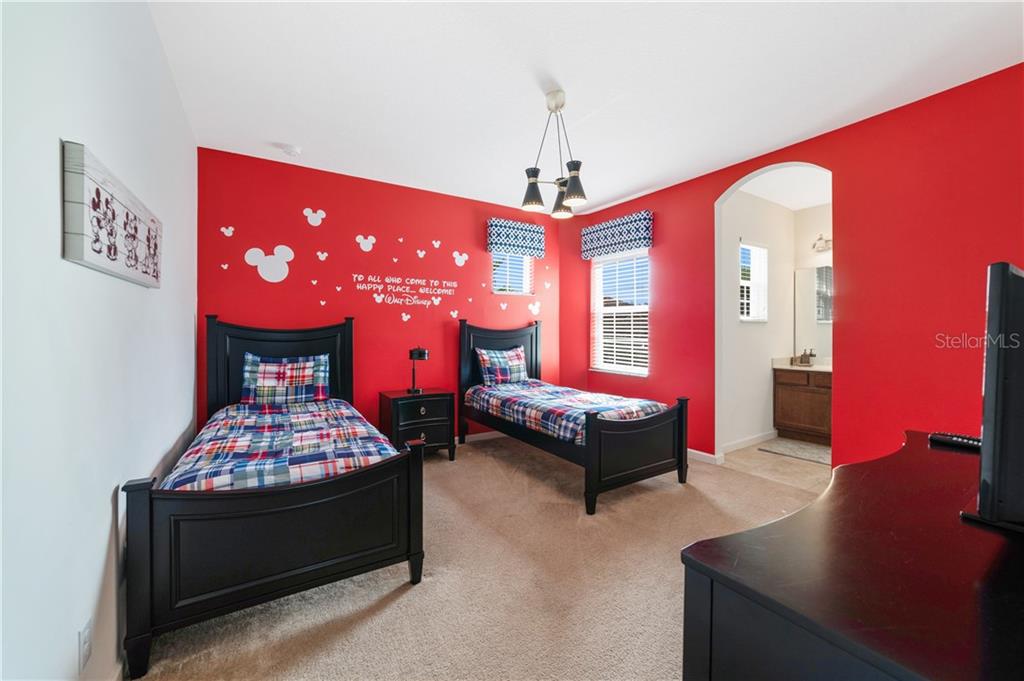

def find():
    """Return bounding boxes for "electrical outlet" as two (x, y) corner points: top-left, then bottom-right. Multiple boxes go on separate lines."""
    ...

(78, 618), (93, 674)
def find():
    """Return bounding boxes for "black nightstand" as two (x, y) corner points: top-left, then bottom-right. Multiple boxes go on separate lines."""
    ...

(379, 389), (456, 461)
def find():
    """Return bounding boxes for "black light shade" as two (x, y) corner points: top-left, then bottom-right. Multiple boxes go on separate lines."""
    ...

(521, 167), (545, 212)
(551, 178), (572, 220)
(563, 160), (587, 207)
(409, 347), (429, 361)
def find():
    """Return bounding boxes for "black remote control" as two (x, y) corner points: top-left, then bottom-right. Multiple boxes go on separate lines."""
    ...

(928, 432), (982, 451)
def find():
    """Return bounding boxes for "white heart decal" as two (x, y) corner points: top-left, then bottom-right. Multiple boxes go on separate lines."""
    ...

(544, 281), (552, 289)
(319, 300), (326, 306)
(392, 257), (399, 263)
(432, 240), (441, 248)
(468, 297), (473, 302)
(528, 301), (541, 316)
(545, 265), (550, 270)
(431, 296), (442, 306)
(417, 249), (426, 258)
(499, 302), (508, 311)
(481, 282), (487, 288)
(401, 313), (411, 322)
(316, 251), (329, 261)
(450, 310), (458, 318)
(335, 285), (342, 292)
(373, 294), (385, 303)
(220, 263), (229, 270)
(311, 279), (318, 285)
(219, 226), (234, 237)
(398, 237), (404, 243)
(452, 251), (469, 267)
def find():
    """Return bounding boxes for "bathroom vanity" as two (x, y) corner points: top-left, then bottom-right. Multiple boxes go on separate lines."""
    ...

(772, 362), (832, 445)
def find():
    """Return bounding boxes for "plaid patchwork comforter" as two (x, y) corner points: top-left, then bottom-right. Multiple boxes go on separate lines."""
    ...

(465, 379), (668, 445)
(161, 399), (400, 491)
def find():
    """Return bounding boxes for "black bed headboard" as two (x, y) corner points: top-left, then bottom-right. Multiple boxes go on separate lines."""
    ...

(458, 319), (541, 401)
(206, 315), (355, 417)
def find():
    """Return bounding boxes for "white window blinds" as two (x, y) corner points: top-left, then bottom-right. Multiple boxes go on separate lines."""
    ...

(491, 252), (533, 294)
(816, 265), (834, 322)
(739, 243), (768, 321)
(590, 249), (650, 375)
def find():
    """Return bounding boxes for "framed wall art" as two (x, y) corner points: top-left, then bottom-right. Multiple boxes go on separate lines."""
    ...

(62, 140), (162, 288)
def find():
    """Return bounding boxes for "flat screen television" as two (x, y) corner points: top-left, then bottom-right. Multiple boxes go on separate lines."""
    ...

(964, 262), (1024, 531)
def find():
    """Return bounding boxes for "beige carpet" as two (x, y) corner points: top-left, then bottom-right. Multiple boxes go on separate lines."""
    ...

(146, 437), (822, 681)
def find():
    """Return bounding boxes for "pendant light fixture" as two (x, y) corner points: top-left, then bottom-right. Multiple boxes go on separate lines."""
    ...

(551, 178), (572, 220)
(520, 89), (587, 216)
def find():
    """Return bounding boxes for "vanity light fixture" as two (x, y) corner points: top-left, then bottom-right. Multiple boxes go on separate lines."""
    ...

(520, 89), (587, 216)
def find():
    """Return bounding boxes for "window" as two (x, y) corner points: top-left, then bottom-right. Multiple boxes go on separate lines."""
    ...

(738, 243), (768, 321)
(491, 252), (533, 294)
(591, 249), (649, 375)
(816, 265), (834, 322)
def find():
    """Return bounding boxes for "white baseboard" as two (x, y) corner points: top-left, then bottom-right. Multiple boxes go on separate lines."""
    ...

(688, 448), (723, 465)
(718, 430), (777, 455)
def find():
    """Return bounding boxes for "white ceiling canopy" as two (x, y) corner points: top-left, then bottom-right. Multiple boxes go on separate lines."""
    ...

(738, 166), (832, 211)
(150, 2), (1023, 214)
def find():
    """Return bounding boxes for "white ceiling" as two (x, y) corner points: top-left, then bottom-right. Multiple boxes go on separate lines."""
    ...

(737, 165), (832, 211)
(150, 2), (1023, 215)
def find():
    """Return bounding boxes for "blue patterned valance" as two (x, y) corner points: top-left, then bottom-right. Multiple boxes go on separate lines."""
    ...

(581, 210), (653, 260)
(487, 218), (545, 258)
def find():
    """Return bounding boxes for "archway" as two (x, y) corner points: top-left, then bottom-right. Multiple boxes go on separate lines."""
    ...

(714, 162), (834, 460)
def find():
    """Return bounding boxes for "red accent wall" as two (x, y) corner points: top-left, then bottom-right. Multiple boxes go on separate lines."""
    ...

(559, 64), (1024, 465)
(198, 149), (559, 427)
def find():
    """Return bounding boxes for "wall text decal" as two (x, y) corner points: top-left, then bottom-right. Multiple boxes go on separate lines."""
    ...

(352, 271), (459, 309)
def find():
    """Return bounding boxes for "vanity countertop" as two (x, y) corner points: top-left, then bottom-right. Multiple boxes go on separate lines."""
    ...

(772, 357), (832, 373)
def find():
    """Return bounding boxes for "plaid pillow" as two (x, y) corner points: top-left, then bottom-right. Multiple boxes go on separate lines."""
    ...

(475, 346), (529, 386)
(240, 352), (330, 405)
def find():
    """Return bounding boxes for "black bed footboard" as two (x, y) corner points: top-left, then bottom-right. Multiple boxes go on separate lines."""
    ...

(123, 443), (425, 678)
(584, 397), (689, 514)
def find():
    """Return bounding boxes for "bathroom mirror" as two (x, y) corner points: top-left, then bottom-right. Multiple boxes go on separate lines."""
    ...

(794, 265), (832, 361)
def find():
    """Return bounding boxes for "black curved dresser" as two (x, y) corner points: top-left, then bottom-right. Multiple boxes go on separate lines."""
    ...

(681, 431), (1024, 680)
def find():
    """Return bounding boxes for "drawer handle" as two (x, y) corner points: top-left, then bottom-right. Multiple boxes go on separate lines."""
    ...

(420, 432), (427, 441)
(419, 406), (426, 415)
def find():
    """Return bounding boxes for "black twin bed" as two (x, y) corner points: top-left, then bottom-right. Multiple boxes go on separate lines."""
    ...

(122, 316), (424, 678)
(458, 320), (689, 514)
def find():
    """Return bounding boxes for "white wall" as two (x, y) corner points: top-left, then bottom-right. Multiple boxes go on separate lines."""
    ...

(794, 203), (833, 358)
(718, 191), (795, 452)
(2, 4), (196, 680)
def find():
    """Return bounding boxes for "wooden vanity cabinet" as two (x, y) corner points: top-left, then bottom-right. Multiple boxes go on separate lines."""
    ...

(773, 369), (831, 445)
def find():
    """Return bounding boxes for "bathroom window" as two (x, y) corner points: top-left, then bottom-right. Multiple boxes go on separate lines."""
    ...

(816, 265), (834, 322)
(739, 243), (768, 322)
(491, 252), (533, 295)
(591, 249), (650, 375)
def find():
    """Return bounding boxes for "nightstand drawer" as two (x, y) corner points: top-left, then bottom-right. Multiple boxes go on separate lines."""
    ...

(397, 422), (450, 449)
(398, 396), (450, 424)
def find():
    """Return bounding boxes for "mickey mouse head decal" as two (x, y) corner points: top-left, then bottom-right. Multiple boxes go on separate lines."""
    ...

(452, 251), (469, 267)
(355, 235), (376, 253)
(303, 208), (327, 227)
(244, 245), (294, 283)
